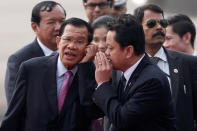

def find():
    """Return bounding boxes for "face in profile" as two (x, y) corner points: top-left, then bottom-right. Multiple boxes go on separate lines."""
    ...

(164, 25), (185, 52)
(33, 5), (66, 50)
(105, 31), (127, 71)
(83, 0), (112, 24)
(93, 26), (108, 52)
(56, 24), (89, 69)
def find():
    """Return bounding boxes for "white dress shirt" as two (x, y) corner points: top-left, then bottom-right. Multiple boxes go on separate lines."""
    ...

(193, 50), (197, 56)
(56, 56), (78, 97)
(148, 47), (171, 91)
(37, 38), (55, 56)
(123, 54), (145, 90)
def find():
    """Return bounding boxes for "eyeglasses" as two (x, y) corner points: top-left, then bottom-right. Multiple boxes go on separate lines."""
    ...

(84, 2), (109, 10)
(146, 19), (168, 28)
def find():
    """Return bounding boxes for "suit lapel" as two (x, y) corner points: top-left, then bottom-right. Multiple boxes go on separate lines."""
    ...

(43, 54), (59, 115)
(30, 38), (45, 57)
(165, 49), (183, 103)
(123, 55), (150, 99)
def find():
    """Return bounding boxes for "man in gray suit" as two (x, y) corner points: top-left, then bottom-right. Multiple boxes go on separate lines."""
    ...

(5, 1), (66, 104)
(134, 4), (197, 131)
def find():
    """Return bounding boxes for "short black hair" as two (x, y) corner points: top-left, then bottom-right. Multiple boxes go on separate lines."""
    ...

(59, 17), (93, 45)
(31, 1), (66, 25)
(134, 4), (164, 23)
(107, 14), (145, 55)
(92, 15), (115, 31)
(83, 0), (113, 7)
(167, 14), (196, 47)
(167, 14), (193, 24)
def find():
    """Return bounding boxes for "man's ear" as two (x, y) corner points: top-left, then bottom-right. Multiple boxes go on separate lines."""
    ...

(31, 22), (39, 33)
(125, 45), (134, 58)
(56, 36), (61, 49)
(182, 32), (191, 45)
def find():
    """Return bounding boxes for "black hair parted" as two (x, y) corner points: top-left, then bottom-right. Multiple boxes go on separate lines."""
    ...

(31, 1), (66, 25)
(59, 17), (93, 45)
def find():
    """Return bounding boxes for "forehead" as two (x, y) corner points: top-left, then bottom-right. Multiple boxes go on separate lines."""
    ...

(166, 25), (178, 36)
(62, 24), (89, 38)
(143, 9), (163, 22)
(106, 31), (117, 44)
(94, 26), (108, 34)
(86, 0), (108, 3)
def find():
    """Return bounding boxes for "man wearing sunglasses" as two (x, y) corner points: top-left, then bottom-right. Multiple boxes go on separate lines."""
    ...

(82, 0), (114, 24)
(134, 4), (197, 131)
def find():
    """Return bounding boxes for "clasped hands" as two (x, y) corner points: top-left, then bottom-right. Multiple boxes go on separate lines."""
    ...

(94, 52), (112, 85)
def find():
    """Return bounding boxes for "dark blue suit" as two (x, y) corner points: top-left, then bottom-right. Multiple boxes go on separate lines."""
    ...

(92, 55), (176, 131)
(165, 48), (197, 131)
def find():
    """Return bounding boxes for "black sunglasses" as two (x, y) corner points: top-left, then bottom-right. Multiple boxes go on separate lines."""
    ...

(84, 2), (109, 9)
(146, 19), (168, 28)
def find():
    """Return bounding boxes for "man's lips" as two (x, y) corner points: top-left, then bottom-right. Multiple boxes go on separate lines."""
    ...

(64, 51), (76, 59)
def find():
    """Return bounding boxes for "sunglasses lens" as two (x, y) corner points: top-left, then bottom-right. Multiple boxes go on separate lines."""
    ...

(160, 19), (168, 28)
(146, 19), (156, 28)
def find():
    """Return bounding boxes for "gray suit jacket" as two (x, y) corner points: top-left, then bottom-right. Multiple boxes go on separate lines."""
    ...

(4, 38), (44, 104)
(165, 48), (197, 131)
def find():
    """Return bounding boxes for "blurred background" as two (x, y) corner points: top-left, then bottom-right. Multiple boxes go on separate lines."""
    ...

(0, 0), (197, 123)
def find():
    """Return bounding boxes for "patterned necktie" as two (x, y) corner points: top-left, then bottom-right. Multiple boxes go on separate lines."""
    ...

(151, 57), (160, 64)
(58, 71), (72, 113)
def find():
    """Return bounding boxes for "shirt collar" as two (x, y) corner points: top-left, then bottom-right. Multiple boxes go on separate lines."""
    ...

(123, 54), (145, 82)
(147, 47), (167, 62)
(57, 56), (78, 78)
(193, 50), (197, 56)
(37, 38), (55, 56)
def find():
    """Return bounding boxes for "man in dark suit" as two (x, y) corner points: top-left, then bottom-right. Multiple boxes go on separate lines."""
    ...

(91, 14), (176, 131)
(134, 4), (197, 131)
(4, 1), (66, 104)
(0, 18), (101, 131)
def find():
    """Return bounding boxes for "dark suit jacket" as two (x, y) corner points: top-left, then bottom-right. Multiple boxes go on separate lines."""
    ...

(0, 54), (100, 131)
(5, 38), (44, 103)
(92, 55), (176, 131)
(165, 48), (197, 131)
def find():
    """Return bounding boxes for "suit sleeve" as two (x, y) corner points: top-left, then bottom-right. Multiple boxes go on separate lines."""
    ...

(1, 63), (27, 131)
(191, 57), (197, 122)
(4, 55), (21, 104)
(92, 78), (173, 129)
(78, 61), (104, 119)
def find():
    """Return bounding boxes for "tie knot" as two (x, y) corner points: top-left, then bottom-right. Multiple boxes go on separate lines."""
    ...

(151, 57), (160, 64)
(65, 71), (72, 78)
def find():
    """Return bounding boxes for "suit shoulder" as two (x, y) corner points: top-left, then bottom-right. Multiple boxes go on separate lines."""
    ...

(12, 42), (36, 57)
(24, 55), (55, 66)
(142, 63), (167, 82)
(167, 49), (197, 62)
(8, 40), (44, 64)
